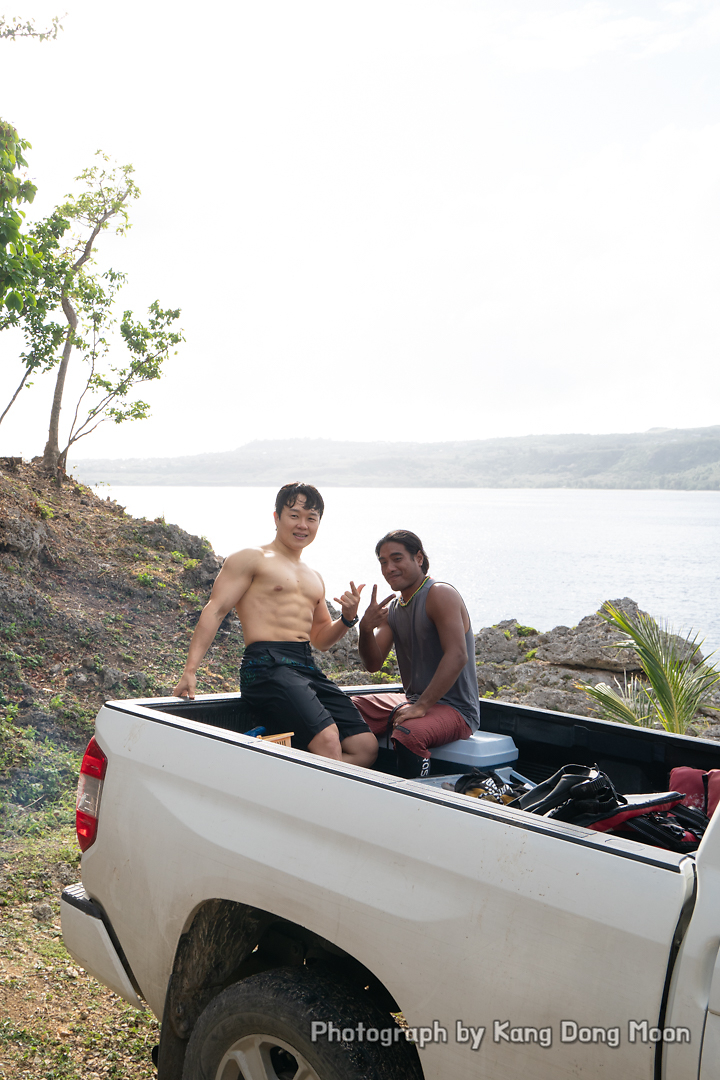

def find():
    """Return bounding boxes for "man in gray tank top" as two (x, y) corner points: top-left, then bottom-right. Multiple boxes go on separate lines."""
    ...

(352, 530), (480, 778)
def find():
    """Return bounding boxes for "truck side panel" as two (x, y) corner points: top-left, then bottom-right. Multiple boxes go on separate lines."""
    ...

(82, 706), (697, 1080)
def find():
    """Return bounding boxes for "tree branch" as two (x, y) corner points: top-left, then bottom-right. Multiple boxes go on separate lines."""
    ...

(66, 351), (96, 447)
(62, 414), (109, 454)
(0, 364), (33, 427)
(60, 294), (78, 331)
(71, 190), (131, 274)
(66, 386), (121, 445)
(0, 15), (64, 41)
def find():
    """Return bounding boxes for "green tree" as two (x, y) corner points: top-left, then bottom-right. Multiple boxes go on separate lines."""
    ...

(0, 153), (183, 475)
(1, 16), (64, 343)
(40, 156), (139, 475)
(0, 120), (41, 312)
(39, 156), (183, 476)
(582, 602), (720, 735)
(0, 208), (70, 424)
(56, 285), (183, 473)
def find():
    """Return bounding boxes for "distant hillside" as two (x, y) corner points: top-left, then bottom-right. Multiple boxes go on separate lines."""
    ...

(73, 426), (720, 489)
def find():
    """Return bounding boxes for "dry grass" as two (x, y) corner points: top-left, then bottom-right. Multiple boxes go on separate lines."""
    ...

(0, 829), (158, 1080)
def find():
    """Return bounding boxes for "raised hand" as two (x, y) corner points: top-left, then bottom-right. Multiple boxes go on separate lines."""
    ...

(334, 581), (365, 623)
(359, 583), (395, 631)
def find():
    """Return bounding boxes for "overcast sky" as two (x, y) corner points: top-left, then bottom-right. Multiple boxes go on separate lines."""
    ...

(1, 0), (719, 462)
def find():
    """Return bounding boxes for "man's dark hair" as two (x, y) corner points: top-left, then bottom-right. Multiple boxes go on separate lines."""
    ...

(375, 529), (429, 574)
(275, 482), (324, 519)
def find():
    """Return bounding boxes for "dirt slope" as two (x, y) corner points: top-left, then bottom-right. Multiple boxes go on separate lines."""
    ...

(0, 460), (244, 1079)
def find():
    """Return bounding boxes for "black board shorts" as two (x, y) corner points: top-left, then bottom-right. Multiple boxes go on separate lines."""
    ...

(239, 641), (370, 751)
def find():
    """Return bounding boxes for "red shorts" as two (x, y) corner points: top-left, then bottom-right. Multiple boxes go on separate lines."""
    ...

(350, 692), (471, 760)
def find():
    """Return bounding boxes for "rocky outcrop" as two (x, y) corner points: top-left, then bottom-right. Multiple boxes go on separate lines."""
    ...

(196, 550), (224, 589)
(475, 600), (642, 671)
(123, 518), (209, 560)
(312, 601), (363, 676)
(475, 600), (648, 718)
(533, 601), (643, 671)
(473, 624), (527, 664)
(0, 511), (51, 562)
(473, 599), (720, 726)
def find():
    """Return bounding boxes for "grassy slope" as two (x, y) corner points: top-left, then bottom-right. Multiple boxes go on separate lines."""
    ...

(0, 830), (159, 1080)
(0, 462), (248, 1079)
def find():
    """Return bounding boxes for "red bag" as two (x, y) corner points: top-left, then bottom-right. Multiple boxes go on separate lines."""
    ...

(669, 768), (720, 818)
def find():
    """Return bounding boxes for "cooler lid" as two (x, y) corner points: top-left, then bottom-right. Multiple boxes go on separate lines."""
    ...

(432, 730), (518, 766)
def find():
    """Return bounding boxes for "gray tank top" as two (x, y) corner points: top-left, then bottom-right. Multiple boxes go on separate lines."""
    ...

(387, 577), (480, 733)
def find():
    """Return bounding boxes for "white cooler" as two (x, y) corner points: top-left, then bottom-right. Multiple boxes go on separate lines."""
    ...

(432, 730), (518, 771)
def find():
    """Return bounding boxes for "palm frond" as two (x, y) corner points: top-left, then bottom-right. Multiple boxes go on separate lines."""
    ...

(598, 603), (720, 734)
(581, 676), (654, 727)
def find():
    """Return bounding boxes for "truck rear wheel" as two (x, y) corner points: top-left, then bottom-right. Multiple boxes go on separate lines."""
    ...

(181, 965), (423, 1080)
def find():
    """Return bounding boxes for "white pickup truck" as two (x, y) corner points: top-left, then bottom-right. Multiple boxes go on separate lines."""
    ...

(60, 687), (720, 1080)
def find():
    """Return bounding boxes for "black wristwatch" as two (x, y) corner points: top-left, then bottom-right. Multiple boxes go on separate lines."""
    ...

(341, 613), (359, 628)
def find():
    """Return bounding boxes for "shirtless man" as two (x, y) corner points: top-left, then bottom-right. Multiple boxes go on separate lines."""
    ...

(173, 483), (377, 767)
(351, 529), (479, 778)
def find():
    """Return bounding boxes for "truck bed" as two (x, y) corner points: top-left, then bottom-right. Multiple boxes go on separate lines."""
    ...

(142, 682), (720, 792)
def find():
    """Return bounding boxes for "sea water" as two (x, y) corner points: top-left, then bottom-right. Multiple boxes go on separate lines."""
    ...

(94, 485), (720, 655)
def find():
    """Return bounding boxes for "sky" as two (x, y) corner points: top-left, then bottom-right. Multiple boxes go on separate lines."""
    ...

(1, 0), (719, 462)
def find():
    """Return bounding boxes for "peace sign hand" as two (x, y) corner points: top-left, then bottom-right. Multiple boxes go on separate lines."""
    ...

(359, 583), (395, 631)
(334, 581), (365, 623)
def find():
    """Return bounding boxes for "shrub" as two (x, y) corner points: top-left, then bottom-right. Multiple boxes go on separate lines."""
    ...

(369, 670), (396, 684)
(581, 602), (720, 735)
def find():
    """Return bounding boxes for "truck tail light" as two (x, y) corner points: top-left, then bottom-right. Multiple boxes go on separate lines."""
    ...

(76, 737), (107, 852)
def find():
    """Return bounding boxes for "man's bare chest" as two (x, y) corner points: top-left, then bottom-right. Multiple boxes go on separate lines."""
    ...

(249, 559), (323, 606)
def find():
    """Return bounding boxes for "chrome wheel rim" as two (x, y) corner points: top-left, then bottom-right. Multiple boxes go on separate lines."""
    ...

(215, 1032), (322, 1080)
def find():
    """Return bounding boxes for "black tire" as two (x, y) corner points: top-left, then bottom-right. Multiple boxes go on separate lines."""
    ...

(181, 965), (423, 1080)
